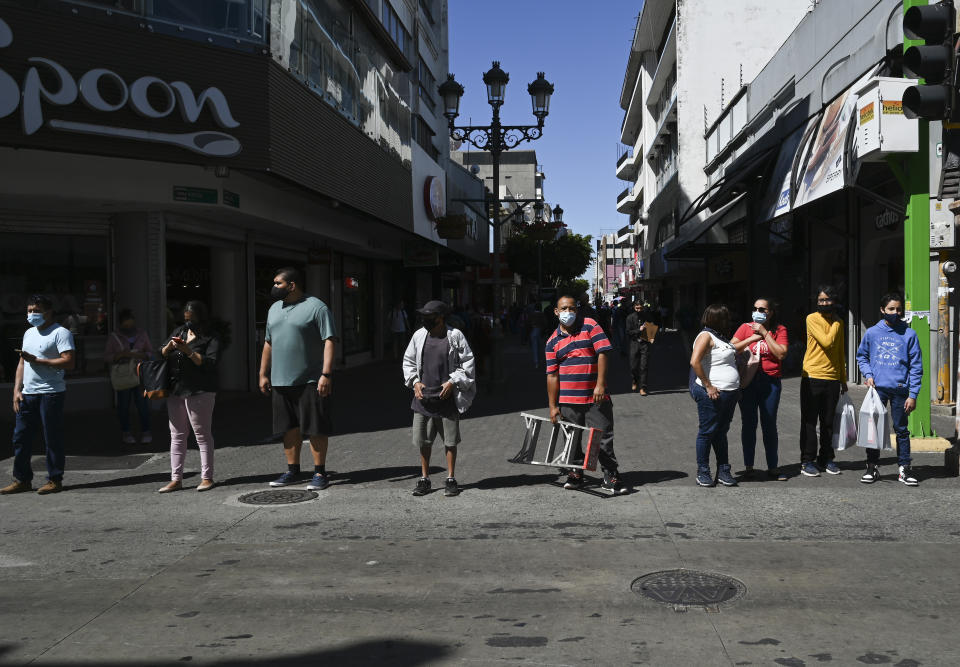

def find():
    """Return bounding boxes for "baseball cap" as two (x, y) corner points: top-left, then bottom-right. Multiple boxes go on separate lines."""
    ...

(416, 300), (450, 316)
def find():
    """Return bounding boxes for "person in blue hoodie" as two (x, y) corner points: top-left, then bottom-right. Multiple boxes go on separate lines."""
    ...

(855, 293), (922, 486)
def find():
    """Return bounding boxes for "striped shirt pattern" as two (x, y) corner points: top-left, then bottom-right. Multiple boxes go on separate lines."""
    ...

(545, 317), (613, 404)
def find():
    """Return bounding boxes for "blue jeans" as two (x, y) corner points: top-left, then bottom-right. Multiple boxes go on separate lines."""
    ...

(117, 387), (151, 433)
(12, 392), (66, 483)
(867, 387), (912, 466)
(691, 383), (739, 471)
(739, 373), (782, 469)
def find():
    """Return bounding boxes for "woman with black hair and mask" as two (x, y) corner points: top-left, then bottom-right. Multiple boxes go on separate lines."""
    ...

(798, 285), (847, 478)
(158, 300), (220, 493)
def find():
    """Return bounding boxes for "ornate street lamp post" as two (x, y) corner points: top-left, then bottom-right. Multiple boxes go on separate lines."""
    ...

(439, 62), (554, 382)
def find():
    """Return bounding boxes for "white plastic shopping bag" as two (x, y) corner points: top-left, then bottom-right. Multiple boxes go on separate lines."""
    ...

(832, 392), (858, 450)
(857, 387), (893, 450)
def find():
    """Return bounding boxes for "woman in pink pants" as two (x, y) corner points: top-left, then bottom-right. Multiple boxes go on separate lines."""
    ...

(158, 301), (220, 493)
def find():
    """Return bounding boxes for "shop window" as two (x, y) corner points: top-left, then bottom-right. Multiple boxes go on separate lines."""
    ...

(165, 243), (212, 334)
(0, 234), (109, 380)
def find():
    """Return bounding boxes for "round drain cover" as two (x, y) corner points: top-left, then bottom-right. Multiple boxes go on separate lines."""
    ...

(631, 569), (745, 607)
(237, 489), (318, 505)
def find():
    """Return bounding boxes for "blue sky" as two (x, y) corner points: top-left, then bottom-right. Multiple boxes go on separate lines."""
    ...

(448, 0), (641, 261)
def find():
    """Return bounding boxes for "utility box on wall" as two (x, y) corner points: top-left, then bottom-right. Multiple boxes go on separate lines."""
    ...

(855, 77), (920, 160)
(931, 198), (956, 248)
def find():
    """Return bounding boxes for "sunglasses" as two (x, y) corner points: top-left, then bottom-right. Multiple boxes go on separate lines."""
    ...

(752, 307), (768, 313)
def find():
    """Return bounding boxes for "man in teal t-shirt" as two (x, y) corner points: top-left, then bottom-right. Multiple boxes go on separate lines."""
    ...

(259, 268), (337, 491)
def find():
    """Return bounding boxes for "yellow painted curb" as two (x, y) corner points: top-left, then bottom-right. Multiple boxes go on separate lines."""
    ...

(897, 435), (953, 452)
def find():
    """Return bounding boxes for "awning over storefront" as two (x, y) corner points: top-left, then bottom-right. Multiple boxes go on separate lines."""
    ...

(758, 65), (882, 223)
(663, 193), (747, 260)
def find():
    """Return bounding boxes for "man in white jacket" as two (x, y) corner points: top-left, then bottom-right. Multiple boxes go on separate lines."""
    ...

(402, 300), (476, 497)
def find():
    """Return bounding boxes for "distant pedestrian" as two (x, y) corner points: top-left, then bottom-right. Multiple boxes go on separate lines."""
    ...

(856, 293), (922, 486)
(388, 300), (410, 360)
(545, 295), (626, 494)
(158, 301), (220, 493)
(2, 295), (75, 495)
(799, 285), (847, 478)
(104, 308), (154, 445)
(527, 301), (545, 369)
(403, 300), (476, 497)
(689, 304), (740, 488)
(626, 301), (660, 394)
(259, 268), (337, 491)
(731, 298), (788, 481)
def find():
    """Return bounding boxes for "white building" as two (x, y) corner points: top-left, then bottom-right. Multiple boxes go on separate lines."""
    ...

(616, 0), (808, 320)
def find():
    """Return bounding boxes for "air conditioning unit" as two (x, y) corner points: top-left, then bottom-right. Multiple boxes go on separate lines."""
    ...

(855, 77), (919, 161)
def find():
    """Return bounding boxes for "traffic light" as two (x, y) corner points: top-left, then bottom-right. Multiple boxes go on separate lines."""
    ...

(902, 0), (957, 120)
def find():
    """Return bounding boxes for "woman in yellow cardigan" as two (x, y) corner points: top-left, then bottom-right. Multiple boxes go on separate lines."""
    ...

(799, 285), (848, 477)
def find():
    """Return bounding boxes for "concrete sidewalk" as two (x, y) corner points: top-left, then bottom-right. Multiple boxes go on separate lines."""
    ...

(2, 332), (959, 666)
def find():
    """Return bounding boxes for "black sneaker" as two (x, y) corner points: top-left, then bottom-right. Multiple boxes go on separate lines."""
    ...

(860, 465), (880, 484)
(444, 477), (460, 497)
(898, 465), (919, 487)
(563, 471), (583, 490)
(412, 477), (431, 496)
(600, 476), (627, 495)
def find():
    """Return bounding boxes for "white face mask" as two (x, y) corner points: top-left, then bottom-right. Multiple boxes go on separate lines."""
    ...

(558, 311), (576, 326)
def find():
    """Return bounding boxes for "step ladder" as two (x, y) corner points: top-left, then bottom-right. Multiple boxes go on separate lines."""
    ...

(509, 412), (600, 471)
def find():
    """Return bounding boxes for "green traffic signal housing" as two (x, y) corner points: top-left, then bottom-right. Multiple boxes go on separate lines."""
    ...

(902, 0), (957, 120)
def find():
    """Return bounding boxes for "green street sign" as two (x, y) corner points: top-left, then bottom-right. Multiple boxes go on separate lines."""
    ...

(223, 190), (240, 208)
(173, 186), (218, 204)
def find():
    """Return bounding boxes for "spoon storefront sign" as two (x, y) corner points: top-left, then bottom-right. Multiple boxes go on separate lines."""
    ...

(0, 15), (242, 158)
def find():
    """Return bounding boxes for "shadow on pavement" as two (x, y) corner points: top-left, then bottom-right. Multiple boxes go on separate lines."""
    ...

(332, 465), (445, 485)
(464, 472), (559, 490)
(0, 638), (451, 666)
(66, 472), (197, 491)
(620, 469), (688, 486)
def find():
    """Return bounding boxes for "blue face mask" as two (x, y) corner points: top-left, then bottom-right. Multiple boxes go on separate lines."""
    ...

(882, 312), (901, 325)
(27, 312), (45, 328)
(751, 311), (767, 324)
(558, 311), (577, 326)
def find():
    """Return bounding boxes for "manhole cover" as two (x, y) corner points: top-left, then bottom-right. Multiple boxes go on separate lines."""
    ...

(237, 489), (318, 505)
(631, 569), (746, 608)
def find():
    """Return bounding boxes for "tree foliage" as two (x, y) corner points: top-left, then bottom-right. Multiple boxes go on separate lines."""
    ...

(504, 232), (593, 287)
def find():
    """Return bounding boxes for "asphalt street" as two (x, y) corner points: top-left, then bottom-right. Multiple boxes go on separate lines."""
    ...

(2, 332), (959, 666)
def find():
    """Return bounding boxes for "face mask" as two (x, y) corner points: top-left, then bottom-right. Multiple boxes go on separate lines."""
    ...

(184, 320), (196, 332)
(270, 285), (291, 301)
(558, 311), (577, 326)
(422, 316), (439, 330)
(882, 312), (901, 325)
(751, 311), (767, 324)
(27, 312), (45, 327)
(817, 304), (834, 315)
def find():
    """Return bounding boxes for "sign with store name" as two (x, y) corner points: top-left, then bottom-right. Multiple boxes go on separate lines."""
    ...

(173, 186), (218, 204)
(874, 208), (900, 230)
(0, 15), (241, 157)
(223, 189), (240, 208)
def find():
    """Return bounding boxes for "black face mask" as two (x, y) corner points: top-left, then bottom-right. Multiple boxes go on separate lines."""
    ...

(817, 304), (835, 315)
(422, 316), (439, 330)
(184, 320), (196, 332)
(271, 285), (291, 302)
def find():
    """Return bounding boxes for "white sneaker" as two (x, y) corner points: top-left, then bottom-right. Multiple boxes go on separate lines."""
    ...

(898, 465), (918, 487)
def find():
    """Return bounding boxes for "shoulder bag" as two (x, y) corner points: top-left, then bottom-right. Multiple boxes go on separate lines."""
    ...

(109, 333), (141, 391)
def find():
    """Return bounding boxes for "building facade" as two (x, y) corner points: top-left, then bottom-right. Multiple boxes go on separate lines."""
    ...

(0, 0), (487, 411)
(616, 0), (808, 324)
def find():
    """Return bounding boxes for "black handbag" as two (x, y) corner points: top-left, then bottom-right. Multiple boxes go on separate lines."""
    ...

(138, 359), (170, 400)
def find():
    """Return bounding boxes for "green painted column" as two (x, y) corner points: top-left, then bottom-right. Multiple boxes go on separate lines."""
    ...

(903, 0), (932, 436)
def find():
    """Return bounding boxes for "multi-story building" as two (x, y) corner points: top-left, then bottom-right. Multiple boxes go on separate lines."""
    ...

(595, 226), (638, 305)
(698, 0), (954, 404)
(0, 0), (487, 411)
(616, 0), (807, 321)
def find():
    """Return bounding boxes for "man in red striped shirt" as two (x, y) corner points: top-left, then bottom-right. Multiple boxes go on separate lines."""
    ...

(545, 295), (625, 494)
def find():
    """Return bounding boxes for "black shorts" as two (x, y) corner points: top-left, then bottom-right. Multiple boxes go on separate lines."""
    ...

(272, 383), (332, 436)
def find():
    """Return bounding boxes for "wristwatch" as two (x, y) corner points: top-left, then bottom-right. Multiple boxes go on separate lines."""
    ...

(321, 372), (332, 378)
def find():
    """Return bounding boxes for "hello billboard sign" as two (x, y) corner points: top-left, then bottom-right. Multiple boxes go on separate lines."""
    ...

(0, 16), (242, 158)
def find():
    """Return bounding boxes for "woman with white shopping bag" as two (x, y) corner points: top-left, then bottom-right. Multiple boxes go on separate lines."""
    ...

(855, 293), (922, 486)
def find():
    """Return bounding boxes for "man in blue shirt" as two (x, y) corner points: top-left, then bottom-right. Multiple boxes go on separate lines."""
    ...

(259, 268), (338, 491)
(2, 295), (75, 495)
(856, 292), (923, 486)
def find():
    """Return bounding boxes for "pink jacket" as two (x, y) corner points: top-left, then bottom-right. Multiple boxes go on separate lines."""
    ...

(104, 328), (154, 364)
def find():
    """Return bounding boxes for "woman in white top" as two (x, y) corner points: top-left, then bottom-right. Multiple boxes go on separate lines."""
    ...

(689, 304), (753, 488)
